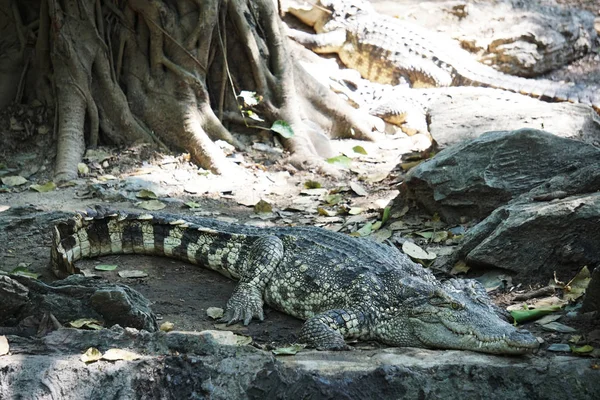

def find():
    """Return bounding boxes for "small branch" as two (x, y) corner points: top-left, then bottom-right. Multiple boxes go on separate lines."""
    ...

(513, 286), (555, 302)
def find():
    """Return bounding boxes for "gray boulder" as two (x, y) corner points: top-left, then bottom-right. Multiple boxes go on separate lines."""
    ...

(404, 128), (600, 224)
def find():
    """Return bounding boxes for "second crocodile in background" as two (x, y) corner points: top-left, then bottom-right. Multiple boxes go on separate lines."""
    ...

(286, 0), (600, 112)
(51, 207), (539, 355)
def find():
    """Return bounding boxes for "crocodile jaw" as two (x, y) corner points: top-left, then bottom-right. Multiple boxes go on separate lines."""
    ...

(410, 318), (539, 355)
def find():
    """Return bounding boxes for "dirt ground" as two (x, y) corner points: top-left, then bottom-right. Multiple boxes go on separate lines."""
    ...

(1, 0), (600, 355)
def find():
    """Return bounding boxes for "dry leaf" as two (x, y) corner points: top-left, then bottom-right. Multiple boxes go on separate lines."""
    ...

(102, 348), (141, 361)
(81, 347), (102, 363)
(0, 336), (9, 356)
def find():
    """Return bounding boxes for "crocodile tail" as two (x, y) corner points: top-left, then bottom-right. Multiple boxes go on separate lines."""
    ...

(50, 207), (242, 278)
(453, 61), (600, 112)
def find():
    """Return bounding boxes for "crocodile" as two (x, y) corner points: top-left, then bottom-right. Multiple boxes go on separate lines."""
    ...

(286, 0), (600, 112)
(51, 207), (539, 354)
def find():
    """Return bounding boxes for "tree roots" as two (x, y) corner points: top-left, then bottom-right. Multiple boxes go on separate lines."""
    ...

(13, 0), (380, 180)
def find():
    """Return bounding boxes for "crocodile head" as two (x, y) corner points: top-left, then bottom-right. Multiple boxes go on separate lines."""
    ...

(377, 279), (539, 355)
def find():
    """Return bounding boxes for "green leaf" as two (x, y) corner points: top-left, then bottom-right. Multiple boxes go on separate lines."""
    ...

(1, 176), (27, 187)
(139, 200), (166, 211)
(348, 207), (363, 215)
(185, 201), (202, 209)
(136, 189), (158, 199)
(10, 266), (40, 279)
(510, 306), (562, 324)
(571, 345), (594, 354)
(271, 120), (295, 138)
(254, 199), (273, 214)
(81, 347), (102, 363)
(351, 222), (373, 237)
(325, 194), (342, 205)
(326, 155), (351, 169)
(304, 180), (322, 189)
(30, 181), (56, 193)
(94, 264), (118, 271)
(352, 145), (368, 155)
(382, 206), (391, 224)
(272, 344), (304, 355)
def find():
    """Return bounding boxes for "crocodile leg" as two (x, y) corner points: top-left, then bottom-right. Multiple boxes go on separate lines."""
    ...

(222, 236), (284, 325)
(299, 309), (370, 350)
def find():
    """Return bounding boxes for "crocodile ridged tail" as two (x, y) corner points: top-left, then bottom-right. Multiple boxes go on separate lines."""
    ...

(51, 207), (249, 279)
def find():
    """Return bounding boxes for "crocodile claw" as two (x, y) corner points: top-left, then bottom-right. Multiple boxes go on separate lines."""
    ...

(221, 283), (264, 325)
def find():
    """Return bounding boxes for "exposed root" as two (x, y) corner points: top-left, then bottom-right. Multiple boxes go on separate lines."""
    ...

(14, 0), (382, 180)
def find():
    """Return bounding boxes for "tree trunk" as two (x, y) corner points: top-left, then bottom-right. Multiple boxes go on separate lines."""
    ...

(0, 0), (378, 181)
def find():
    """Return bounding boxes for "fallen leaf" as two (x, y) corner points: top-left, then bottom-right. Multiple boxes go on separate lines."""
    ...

(563, 266), (591, 302)
(10, 266), (40, 279)
(238, 90), (261, 106)
(118, 270), (148, 278)
(381, 207), (391, 225)
(317, 207), (336, 217)
(350, 182), (368, 196)
(185, 201), (202, 209)
(326, 155), (352, 169)
(450, 261), (470, 275)
(534, 314), (562, 325)
(254, 199), (273, 214)
(510, 306), (561, 324)
(94, 264), (118, 271)
(571, 345), (594, 354)
(402, 242), (436, 261)
(102, 348), (141, 361)
(372, 228), (392, 242)
(207, 307), (224, 319)
(30, 182), (56, 193)
(352, 146), (368, 155)
(348, 207), (363, 215)
(272, 344), (304, 355)
(325, 194), (342, 205)
(160, 322), (175, 332)
(235, 335), (253, 346)
(69, 318), (104, 329)
(78, 163), (89, 175)
(0, 336), (8, 356)
(1, 176), (27, 187)
(136, 189), (158, 199)
(81, 347), (102, 363)
(541, 322), (577, 333)
(304, 180), (322, 189)
(139, 200), (166, 211)
(271, 120), (294, 138)
(351, 222), (373, 237)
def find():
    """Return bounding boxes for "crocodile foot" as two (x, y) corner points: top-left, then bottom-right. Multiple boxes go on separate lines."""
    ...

(221, 283), (264, 326)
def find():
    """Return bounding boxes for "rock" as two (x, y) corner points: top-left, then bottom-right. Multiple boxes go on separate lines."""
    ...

(3, 275), (158, 332)
(582, 267), (600, 313)
(443, 160), (600, 281)
(426, 87), (600, 149)
(372, 0), (597, 77)
(0, 276), (29, 324)
(1, 328), (599, 399)
(404, 128), (600, 223)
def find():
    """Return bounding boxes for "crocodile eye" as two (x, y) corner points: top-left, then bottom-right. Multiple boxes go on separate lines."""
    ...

(451, 302), (461, 310)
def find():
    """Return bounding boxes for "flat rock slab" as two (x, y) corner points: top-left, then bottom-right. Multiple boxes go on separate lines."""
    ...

(426, 87), (600, 149)
(1, 330), (598, 400)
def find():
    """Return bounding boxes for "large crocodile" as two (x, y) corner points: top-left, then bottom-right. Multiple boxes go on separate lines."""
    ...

(51, 207), (539, 354)
(286, 0), (600, 112)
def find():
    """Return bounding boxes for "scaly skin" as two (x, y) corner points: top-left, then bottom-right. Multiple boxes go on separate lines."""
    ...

(51, 207), (539, 354)
(287, 0), (600, 112)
